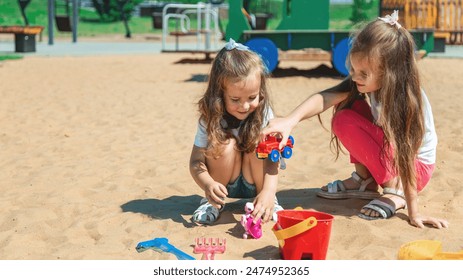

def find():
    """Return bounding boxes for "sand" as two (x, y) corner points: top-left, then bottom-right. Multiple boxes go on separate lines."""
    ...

(0, 50), (462, 260)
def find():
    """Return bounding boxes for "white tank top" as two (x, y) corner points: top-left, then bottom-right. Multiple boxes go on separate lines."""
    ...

(369, 90), (437, 164)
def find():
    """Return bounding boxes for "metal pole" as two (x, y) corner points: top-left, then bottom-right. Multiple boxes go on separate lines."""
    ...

(197, 4), (201, 50)
(47, 0), (54, 45)
(205, 3), (210, 50)
(72, 0), (78, 42)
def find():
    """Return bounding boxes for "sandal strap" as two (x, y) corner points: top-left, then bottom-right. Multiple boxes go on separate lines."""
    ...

(382, 187), (405, 199)
(360, 199), (396, 219)
(327, 180), (345, 193)
(351, 171), (374, 192)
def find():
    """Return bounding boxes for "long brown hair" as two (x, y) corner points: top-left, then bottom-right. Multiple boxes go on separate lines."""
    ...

(333, 19), (424, 191)
(198, 47), (272, 158)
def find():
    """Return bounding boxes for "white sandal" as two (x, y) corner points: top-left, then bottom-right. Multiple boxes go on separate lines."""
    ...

(317, 171), (381, 200)
(192, 198), (222, 225)
(272, 197), (284, 222)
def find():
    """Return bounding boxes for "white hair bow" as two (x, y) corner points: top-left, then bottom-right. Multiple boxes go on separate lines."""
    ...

(224, 38), (249, 51)
(378, 10), (402, 29)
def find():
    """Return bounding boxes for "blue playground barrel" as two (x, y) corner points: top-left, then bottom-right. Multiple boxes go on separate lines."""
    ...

(332, 38), (352, 76)
(245, 38), (279, 73)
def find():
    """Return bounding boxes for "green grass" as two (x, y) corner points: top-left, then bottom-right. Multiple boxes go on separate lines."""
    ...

(0, 1), (380, 37)
(0, 54), (23, 61)
(0, 1), (154, 38)
(0, 1), (50, 26)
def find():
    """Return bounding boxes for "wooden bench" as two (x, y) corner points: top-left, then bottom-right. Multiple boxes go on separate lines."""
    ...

(0, 25), (44, 53)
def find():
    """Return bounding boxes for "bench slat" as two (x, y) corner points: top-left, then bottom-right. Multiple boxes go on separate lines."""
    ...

(0, 25), (44, 35)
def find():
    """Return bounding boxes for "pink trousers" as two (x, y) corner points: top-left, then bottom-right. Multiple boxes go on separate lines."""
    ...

(331, 99), (434, 192)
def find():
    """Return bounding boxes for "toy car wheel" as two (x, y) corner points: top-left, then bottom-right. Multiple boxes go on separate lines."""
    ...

(282, 146), (293, 159)
(288, 135), (295, 145)
(269, 149), (280, 162)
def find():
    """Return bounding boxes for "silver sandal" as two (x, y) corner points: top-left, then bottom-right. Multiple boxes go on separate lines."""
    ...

(358, 187), (407, 220)
(317, 171), (381, 200)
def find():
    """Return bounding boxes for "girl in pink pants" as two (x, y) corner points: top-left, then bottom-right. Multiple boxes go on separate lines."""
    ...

(332, 99), (434, 194)
(261, 11), (448, 229)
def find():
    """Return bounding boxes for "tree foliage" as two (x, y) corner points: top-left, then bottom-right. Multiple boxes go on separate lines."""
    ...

(350, 0), (373, 24)
(91, 0), (143, 22)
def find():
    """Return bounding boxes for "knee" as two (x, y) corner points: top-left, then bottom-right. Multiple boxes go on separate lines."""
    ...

(224, 137), (237, 150)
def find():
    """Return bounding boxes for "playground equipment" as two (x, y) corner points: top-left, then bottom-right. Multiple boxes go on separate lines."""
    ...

(226, 0), (436, 76)
(54, 0), (73, 32)
(381, 0), (463, 49)
(47, 0), (79, 44)
(161, 2), (223, 58)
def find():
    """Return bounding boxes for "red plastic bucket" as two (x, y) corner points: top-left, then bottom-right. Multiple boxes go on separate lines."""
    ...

(272, 209), (334, 260)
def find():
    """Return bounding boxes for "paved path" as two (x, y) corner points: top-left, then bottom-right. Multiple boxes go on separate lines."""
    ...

(0, 39), (223, 57)
(427, 45), (463, 58)
(1, 38), (462, 58)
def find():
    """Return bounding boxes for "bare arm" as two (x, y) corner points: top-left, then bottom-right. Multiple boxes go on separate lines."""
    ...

(189, 145), (227, 208)
(253, 159), (279, 223)
(261, 78), (352, 148)
(405, 184), (449, 229)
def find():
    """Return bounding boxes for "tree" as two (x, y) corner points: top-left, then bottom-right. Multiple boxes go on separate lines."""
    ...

(18, 0), (32, 25)
(350, 0), (373, 24)
(90, 0), (143, 38)
(90, 0), (142, 23)
(117, 0), (132, 38)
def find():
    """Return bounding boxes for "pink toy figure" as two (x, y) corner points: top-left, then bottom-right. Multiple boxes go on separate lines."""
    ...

(241, 202), (263, 239)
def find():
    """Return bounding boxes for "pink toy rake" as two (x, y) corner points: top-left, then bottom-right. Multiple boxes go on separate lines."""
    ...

(193, 237), (226, 260)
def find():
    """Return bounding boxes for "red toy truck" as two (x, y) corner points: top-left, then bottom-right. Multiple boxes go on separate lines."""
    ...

(256, 135), (295, 162)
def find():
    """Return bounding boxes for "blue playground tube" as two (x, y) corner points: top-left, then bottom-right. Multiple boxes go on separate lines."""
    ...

(332, 38), (351, 76)
(245, 38), (279, 73)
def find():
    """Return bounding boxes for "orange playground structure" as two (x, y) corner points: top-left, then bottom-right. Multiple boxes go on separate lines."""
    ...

(380, 0), (463, 45)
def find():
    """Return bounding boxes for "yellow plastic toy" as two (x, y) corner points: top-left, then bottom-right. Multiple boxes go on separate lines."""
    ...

(398, 240), (463, 260)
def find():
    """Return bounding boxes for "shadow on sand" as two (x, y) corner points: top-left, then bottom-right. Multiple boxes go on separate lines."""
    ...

(121, 194), (204, 228)
(272, 64), (345, 79)
(275, 188), (370, 219)
(179, 62), (346, 82)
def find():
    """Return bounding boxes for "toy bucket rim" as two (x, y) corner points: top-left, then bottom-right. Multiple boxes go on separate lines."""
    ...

(276, 209), (334, 223)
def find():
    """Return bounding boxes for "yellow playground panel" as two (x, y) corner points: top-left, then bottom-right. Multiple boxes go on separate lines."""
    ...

(381, 0), (463, 44)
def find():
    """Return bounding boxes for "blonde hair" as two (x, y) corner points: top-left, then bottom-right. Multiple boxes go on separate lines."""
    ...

(198, 47), (272, 158)
(333, 19), (424, 191)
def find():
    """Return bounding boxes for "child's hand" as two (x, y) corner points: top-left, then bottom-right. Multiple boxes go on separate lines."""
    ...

(204, 182), (228, 209)
(252, 190), (276, 223)
(261, 117), (295, 150)
(409, 214), (449, 229)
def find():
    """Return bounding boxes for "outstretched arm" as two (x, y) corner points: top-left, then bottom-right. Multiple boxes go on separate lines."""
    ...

(261, 78), (352, 149)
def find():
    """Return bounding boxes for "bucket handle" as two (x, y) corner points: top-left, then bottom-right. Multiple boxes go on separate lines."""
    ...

(272, 216), (318, 240)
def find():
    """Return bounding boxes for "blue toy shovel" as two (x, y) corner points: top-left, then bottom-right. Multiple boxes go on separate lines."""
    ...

(136, 237), (195, 260)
